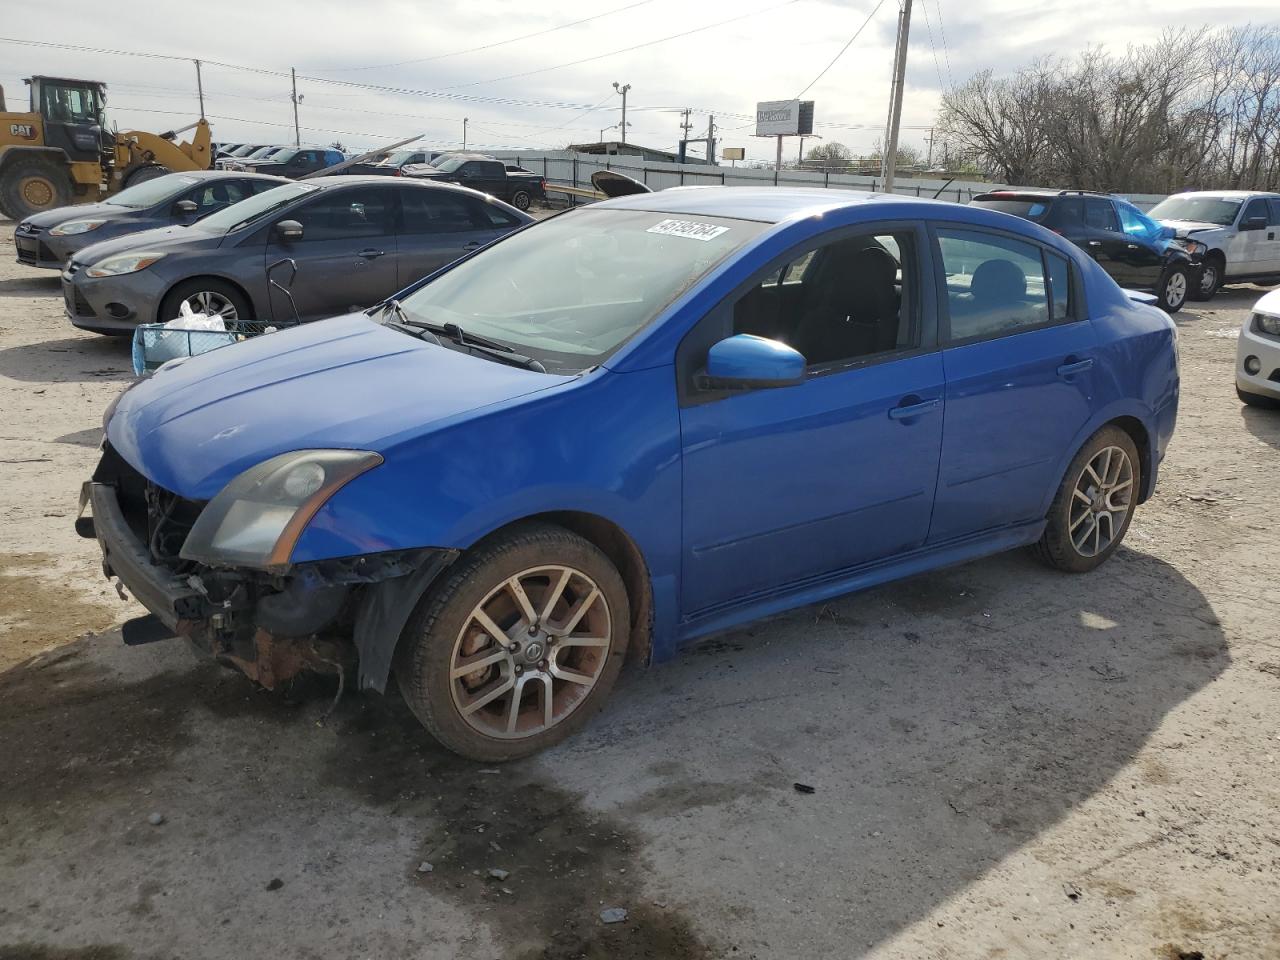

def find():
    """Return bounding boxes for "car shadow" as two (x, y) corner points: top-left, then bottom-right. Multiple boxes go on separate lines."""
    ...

(1240, 402), (1280, 449)
(0, 275), (62, 298)
(0, 544), (1226, 958)
(0, 335), (133, 383)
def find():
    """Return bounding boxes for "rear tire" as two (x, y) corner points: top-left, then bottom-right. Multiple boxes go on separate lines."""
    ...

(1034, 425), (1141, 573)
(1189, 256), (1222, 301)
(395, 523), (630, 762)
(1156, 264), (1189, 313)
(1237, 386), (1280, 409)
(510, 189), (532, 211)
(0, 158), (73, 219)
(123, 164), (171, 187)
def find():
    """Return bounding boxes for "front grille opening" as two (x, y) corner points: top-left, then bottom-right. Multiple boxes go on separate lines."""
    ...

(94, 443), (207, 572)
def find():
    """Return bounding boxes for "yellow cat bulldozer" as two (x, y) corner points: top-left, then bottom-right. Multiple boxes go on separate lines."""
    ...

(0, 76), (212, 220)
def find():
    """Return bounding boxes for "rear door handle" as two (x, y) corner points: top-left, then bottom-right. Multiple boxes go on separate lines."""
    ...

(888, 398), (941, 421)
(358, 248), (386, 259)
(1057, 357), (1094, 378)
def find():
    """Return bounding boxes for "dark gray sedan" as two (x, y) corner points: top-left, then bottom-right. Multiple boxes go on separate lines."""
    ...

(15, 171), (287, 270)
(62, 176), (533, 335)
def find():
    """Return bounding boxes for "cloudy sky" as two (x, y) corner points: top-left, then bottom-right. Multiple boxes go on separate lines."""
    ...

(2, 0), (1274, 163)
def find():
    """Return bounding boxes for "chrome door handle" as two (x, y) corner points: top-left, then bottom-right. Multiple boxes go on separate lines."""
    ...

(1057, 358), (1094, 377)
(1126, 243), (1140, 250)
(888, 398), (941, 420)
(1087, 240), (1102, 247)
(358, 248), (386, 259)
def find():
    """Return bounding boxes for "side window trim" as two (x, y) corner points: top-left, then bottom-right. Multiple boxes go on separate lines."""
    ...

(927, 221), (1088, 347)
(675, 221), (939, 407)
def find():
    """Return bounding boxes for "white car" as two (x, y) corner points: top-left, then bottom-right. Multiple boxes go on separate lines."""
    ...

(1147, 191), (1280, 300)
(1238, 288), (1280, 408)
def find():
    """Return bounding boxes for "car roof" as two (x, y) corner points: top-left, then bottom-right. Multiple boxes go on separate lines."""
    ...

(974, 189), (1112, 200)
(183, 169), (288, 182)
(1165, 190), (1280, 200)
(594, 186), (971, 224)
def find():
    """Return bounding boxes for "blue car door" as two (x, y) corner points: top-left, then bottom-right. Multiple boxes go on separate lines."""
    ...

(678, 227), (945, 616)
(928, 225), (1099, 543)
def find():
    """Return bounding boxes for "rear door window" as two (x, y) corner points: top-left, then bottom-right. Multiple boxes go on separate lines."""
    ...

(937, 228), (1053, 342)
(401, 188), (490, 233)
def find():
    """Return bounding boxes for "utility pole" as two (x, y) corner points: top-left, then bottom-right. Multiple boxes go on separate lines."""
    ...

(612, 81), (631, 144)
(881, 0), (913, 193)
(290, 67), (301, 147)
(462, 117), (468, 150)
(797, 136), (805, 163)
(924, 126), (935, 167)
(193, 60), (204, 120)
(707, 114), (716, 165)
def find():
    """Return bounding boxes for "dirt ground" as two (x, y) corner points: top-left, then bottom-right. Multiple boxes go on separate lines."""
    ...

(0, 215), (1277, 960)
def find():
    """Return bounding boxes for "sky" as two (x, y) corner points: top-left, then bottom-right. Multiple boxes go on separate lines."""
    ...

(1, 0), (1275, 164)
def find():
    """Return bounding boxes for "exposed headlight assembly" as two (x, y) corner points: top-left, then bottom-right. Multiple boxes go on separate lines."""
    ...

(86, 251), (167, 278)
(181, 450), (383, 570)
(1254, 312), (1280, 338)
(50, 219), (108, 236)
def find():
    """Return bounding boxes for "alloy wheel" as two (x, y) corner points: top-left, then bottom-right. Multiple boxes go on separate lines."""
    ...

(449, 564), (612, 739)
(1165, 271), (1187, 309)
(182, 290), (240, 321)
(1199, 263), (1218, 296)
(1069, 445), (1134, 558)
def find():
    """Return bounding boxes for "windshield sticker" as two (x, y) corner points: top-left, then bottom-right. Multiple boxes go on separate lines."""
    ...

(646, 218), (730, 242)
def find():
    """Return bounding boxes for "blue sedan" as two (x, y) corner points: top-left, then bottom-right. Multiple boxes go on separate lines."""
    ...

(83, 187), (1179, 760)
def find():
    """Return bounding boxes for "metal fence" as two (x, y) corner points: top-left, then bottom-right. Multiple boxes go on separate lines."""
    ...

(490, 150), (1168, 210)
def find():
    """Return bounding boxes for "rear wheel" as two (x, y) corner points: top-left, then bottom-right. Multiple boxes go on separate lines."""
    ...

(1034, 425), (1141, 573)
(123, 164), (171, 187)
(510, 189), (532, 211)
(396, 523), (630, 761)
(1237, 385), (1280, 409)
(1156, 265), (1189, 313)
(0, 158), (73, 219)
(158, 278), (251, 324)
(1190, 256), (1222, 301)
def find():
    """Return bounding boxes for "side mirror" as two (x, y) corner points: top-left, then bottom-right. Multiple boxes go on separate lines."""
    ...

(275, 219), (304, 242)
(698, 334), (805, 391)
(1240, 216), (1268, 232)
(174, 199), (198, 216)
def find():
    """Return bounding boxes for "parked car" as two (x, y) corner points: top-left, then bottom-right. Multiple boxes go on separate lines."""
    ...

(14, 171), (287, 269)
(81, 187), (1178, 760)
(970, 190), (1203, 312)
(1237, 288), (1280, 408)
(61, 176), (532, 334)
(229, 147), (346, 179)
(343, 149), (444, 176)
(1146, 191), (1280, 299)
(214, 144), (274, 169)
(402, 153), (546, 211)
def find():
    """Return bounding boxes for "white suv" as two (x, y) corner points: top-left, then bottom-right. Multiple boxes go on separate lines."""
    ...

(1147, 191), (1280, 300)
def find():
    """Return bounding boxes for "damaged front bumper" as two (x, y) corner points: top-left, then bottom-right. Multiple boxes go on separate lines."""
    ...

(79, 478), (456, 692)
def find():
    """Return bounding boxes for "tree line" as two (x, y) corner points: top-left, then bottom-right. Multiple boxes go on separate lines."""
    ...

(938, 25), (1280, 193)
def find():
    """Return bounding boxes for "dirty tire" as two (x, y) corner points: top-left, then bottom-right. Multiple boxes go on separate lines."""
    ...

(1, 157), (73, 219)
(158, 278), (251, 325)
(396, 522), (630, 762)
(1237, 385), (1280, 409)
(1034, 425), (1142, 574)
(1189, 256), (1222, 301)
(124, 164), (172, 187)
(510, 189), (532, 211)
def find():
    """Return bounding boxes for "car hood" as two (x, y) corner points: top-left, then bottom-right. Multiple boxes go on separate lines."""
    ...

(71, 223), (220, 265)
(1158, 219), (1227, 237)
(22, 201), (134, 230)
(106, 312), (574, 499)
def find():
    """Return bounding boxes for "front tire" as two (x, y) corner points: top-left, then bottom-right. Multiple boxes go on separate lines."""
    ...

(1156, 264), (1189, 313)
(123, 164), (171, 187)
(396, 523), (630, 762)
(0, 158), (73, 219)
(158, 278), (251, 324)
(1189, 257), (1222, 301)
(510, 189), (532, 211)
(1237, 385), (1280, 409)
(1034, 425), (1141, 573)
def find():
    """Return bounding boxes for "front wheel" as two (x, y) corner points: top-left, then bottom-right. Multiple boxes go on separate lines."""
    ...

(1034, 426), (1141, 573)
(1156, 265), (1189, 313)
(158, 278), (251, 324)
(0, 158), (73, 219)
(1189, 258), (1222, 301)
(510, 189), (532, 211)
(1237, 385), (1280, 409)
(396, 523), (630, 761)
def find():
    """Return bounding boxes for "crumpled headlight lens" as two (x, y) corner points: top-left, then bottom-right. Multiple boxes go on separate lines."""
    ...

(50, 219), (107, 237)
(180, 450), (382, 570)
(1254, 312), (1280, 338)
(86, 251), (167, 278)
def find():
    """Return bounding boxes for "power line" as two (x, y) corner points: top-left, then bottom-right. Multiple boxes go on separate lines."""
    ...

(317, 0), (662, 71)
(933, 0), (955, 91)
(793, 0), (887, 99)
(918, 0), (948, 93)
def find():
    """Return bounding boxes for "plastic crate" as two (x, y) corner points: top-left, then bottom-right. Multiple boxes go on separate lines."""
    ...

(132, 318), (299, 375)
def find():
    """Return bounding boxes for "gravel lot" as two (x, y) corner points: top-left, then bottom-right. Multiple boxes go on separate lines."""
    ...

(0, 215), (1277, 960)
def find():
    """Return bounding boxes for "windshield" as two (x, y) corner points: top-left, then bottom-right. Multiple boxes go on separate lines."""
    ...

(106, 173), (201, 209)
(245, 146), (280, 160)
(433, 155), (467, 173)
(1147, 196), (1242, 226)
(382, 150), (418, 165)
(229, 144), (259, 157)
(267, 149), (299, 163)
(196, 182), (317, 232)
(395, 208), (768, 374)
(971, 196), (1050, 221)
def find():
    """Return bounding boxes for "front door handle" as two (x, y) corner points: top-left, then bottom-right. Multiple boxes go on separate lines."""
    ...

(1087, 240), (1102, 247)
(888, 397), (941, 421)
(358, 248), (386, 259)
(1126, 243), (1140, 250)
(1057, 357), (1094, 378)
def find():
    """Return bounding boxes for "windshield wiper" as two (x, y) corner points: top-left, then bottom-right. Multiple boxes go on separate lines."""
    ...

(372, 299), (442, 344)
(371, 309), (545, 371)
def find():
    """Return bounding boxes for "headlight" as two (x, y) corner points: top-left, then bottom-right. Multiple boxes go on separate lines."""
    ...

(1254, 312), (1280, 337)
(50, 219), (107, 237)
(180, 450), (383, 570)
(85, 251), (167, 278)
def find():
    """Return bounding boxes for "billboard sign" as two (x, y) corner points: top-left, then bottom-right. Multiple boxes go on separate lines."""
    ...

(722, 147), (745, 160)
(754, 100), (815, 137)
